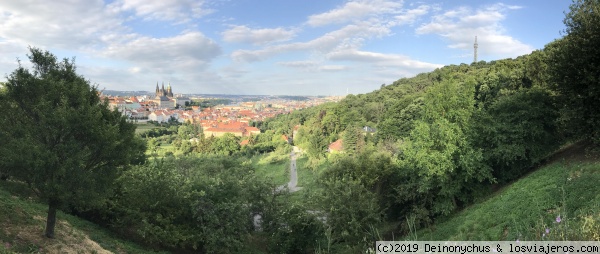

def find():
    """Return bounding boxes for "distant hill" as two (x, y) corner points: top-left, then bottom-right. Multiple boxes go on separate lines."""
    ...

(99, 90), (320, 101)
(100, 90), (151, 97)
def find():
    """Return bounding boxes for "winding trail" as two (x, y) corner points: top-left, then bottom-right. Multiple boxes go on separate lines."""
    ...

(286, 146), (302, 192)
(275, 146), (302, 193)
(255, 146), (303, 230)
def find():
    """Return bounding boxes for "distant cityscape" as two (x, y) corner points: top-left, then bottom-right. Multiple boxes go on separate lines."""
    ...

(100, 83), (345, 137)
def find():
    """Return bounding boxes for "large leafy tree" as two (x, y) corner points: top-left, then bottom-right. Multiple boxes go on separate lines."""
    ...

(0, 48), (145, 238)
(473, 88), (560, 182)
(548, 0), (600, 142)
(400, 78), (491, 216)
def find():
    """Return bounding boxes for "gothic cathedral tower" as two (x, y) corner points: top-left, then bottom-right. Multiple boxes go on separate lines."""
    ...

(154, 81), (174, 98)
(167, 82), (173, 97)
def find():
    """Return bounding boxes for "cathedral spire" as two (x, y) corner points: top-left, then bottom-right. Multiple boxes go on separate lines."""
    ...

(167, 82), (171, 95)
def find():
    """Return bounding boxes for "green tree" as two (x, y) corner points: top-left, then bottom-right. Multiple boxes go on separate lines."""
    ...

(472, 88), (560, 182)
(0, 48), (145, 238)
(548, 0), (600, 142)
(113, 156), (275, 252)
(178, 122), (202, 140)
(147, 138), (160, 156)
(377, 97), (424, 141)
(400, 79), (491, 216)
(342, 124), (365, 156)
(210, 133), (240, 155)
(318, 178), (381, 250)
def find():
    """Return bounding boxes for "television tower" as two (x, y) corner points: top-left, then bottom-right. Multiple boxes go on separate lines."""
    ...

(473, 36), (478, 63)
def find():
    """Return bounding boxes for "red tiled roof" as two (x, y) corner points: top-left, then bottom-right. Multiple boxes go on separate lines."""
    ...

(328, 139), (343, 152)
(245, 126), (260, 132)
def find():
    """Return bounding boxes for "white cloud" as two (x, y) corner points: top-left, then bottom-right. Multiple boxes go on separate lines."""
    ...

(0, 0), (125, 49)
(277, 61), (318, 68)
(394, 5), (431, 25)
(277, 61), (349, 72)
(231, 21), (392, 62)
(416, 3), (533, 59)
(307, 0), (402, 27)
(112, 0), (213, 23)
(327, 49), (443, 70)
(231, 2), (432, 63)
(0, 0), (223, 94)
(103, 31), (221, 73)
(319, 65), (349, 72)
(222, 25), (296, 45)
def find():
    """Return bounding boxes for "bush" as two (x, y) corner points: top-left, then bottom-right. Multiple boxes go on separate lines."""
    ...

(107, 156), (276, 252)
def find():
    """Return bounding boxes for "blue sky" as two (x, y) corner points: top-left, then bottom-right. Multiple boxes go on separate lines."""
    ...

(0, 0), (571, 95)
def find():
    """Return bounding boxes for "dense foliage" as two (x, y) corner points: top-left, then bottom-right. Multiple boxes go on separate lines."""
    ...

(110, 156), (274, 252)
(548, 0), (600, 143)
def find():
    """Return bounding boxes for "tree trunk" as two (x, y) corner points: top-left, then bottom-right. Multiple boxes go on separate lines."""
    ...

(45, 199), (58, 238)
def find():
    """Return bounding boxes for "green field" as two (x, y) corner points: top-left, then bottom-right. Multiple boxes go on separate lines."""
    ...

(251, 153), (290, 186)
(134, 122), (156, 134)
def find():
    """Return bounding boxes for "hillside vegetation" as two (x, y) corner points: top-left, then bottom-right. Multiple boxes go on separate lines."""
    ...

(257, 0), (600, 251)
(414, 142), (600, 241)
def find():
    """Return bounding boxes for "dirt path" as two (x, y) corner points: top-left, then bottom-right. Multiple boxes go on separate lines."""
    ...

(287, 146), (301, 192)
(276, 146), (302, 193)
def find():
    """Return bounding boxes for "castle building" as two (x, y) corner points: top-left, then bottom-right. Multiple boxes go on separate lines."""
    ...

(153, 82), (174, 108)
(151, 82), (191, 109)
(155, 82), (174, 97)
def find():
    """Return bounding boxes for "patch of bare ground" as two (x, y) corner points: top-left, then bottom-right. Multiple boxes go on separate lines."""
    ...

(4, 215), (112, 254)
(544, 140), (600, 165)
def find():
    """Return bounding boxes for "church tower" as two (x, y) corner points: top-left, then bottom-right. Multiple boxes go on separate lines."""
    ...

(167, 82), (173, 97)
(155, 82), (159, 96)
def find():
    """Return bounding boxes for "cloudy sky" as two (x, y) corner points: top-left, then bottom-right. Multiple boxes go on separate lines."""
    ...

(0, 0), (570, 95)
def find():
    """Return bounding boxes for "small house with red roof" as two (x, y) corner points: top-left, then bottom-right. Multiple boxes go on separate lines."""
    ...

(328, 139), (343, 153)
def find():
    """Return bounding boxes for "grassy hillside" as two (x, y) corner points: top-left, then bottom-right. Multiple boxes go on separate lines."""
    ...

(412, 143), (600, 241)
(0, 181), (166, 254)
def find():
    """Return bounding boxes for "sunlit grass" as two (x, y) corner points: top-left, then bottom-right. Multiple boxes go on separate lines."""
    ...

(252, 153), (289, 186)
(133, 122), (157, 134)
(414, 162), (600, 241)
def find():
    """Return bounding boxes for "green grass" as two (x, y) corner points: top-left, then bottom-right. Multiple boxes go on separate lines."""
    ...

(134, 122), (157, 134)
(0, 180), (167, 254)
(295, 156), (325, 190)
(252, 153), (290, 186)
(413, 161), (600, 241)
